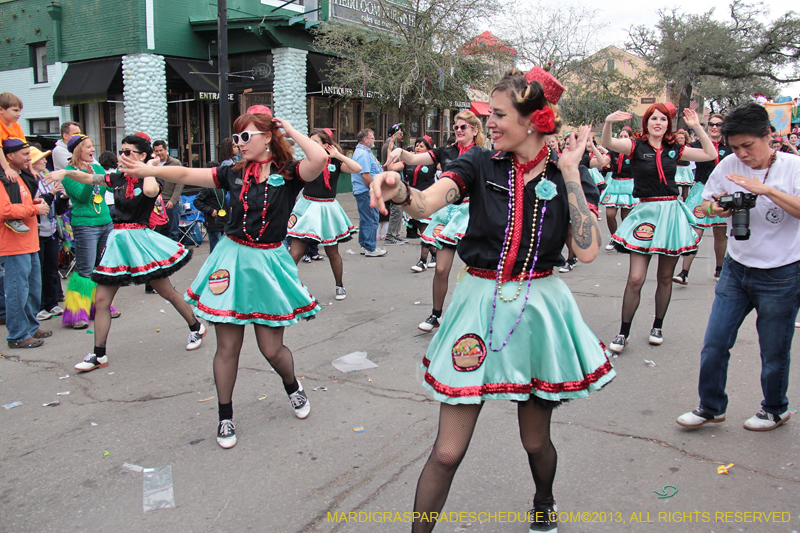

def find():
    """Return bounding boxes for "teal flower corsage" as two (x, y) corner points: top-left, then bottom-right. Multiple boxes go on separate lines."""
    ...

(327, 163), (336, 172)
(719, 150), (725, 156)
(625, 159), (630, 164)
(422, 166), (429, 173)
(535, 179), (557, 200)
(668, 150), (676, 158)
(268, 174), (285, 187)
(133, 187), (142, 196)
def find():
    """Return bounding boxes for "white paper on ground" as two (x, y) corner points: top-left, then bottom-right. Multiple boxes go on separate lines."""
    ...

(332, 351), (378, 372)
(143, 465), (175, 512)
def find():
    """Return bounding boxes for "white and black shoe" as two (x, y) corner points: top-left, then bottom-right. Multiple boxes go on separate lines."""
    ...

(558, 257), (578, 273)
(411, 260), (427, 272)
(605, 240), (616, 251)
(334, 286), (347, 301)
(676, 407), (726, 428)
(186, 323), (207, 351)
(672, 271), (688, 285)
(529, 500), (557, 532)
(743, 409), (790, 431)
(75, 353), (108, 372)
(608, 334), (627, 354)
(427, 256), (437, 268)
(288, 381), (311, 419)
(648, 328), (663, 345)
(217, 419), (237, 448)
(418, 314), (440, 332)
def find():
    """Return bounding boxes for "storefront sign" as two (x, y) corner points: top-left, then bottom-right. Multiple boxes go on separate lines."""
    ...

(640, 97), (656, 104)
(322, 84), (379, 99)
(199, 92), (236, 101)
(329, 0), (411, 31)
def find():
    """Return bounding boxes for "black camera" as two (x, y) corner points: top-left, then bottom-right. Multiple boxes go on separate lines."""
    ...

(717, 192), (758, 240)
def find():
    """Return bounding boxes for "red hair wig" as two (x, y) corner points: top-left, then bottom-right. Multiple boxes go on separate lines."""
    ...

(633, 103), (677, 145)
(232, 113), (296, 179)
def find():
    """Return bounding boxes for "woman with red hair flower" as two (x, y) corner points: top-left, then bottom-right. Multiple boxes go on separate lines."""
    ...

(602, 103), (718, 353)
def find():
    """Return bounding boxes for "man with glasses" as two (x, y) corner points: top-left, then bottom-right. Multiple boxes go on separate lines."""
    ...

(351, 129), (387, 257)
(152, 140), (183, 242)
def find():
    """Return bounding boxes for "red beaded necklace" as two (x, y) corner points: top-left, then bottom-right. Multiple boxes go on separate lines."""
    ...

(241, 158), (273, 242)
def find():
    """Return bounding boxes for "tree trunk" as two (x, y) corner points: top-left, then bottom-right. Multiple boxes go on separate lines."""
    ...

(677, 82), (693, 131)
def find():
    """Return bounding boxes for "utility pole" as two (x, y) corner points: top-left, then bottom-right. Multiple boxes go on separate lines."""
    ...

(218, 0), (230, 139)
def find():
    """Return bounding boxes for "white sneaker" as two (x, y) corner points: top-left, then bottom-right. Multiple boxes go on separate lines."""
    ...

(217, 419), (237, 448)
(676, 407), (726, 428)
(186, 323), (206, 351)
(743, 409), (790, 431)
(648, 328), (663, 345)
(36, 310), (52, 321)
(335, 286), (347, 300)
(288, 381), (311, 419)
(608, 334), (627, 354)
(605, 241), (616, 250)
(360, 247), (367, 255)
(49, 305), (64, 316)
(75, 353), (108, 372)
(364, 248), (387, 257)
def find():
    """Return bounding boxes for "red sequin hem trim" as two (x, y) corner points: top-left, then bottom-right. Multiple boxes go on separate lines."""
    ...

(187, 289), (318, 321)
(611, 235), (700, 256)
(600, 200), (638, 208)
(303, 194), (335, 202)
(287, 228), (355, 244)
(421, 357), (614, 396)
(95, 248), (187, 274)
(466, 267), (553, 281)
(227, 235), (282, 249)
(113, 223), (147, 230)
(639, 196), (678, 203)
(613, 177), (633, 181)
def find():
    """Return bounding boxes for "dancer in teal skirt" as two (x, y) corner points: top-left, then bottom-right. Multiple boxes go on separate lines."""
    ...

(403, 136), (439, 273)
(287, 128), (361, 301)
(117, 106), (328, 449)
(388, 111), (485, 333)
(674, 129), (695, 200)
(602, 103), (718, 353)
(673, 113), (731, 285)
(48, 133), (206, 372)
(600, 126), (638, 249)
(372, 67), (614, 533)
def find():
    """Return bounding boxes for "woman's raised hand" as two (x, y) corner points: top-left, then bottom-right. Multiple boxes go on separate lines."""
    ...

(605, 110), (633, 123)
(118, 153), (150, 177)
(369, 171), (402, 216)
(559, 126), (592, 171)
(683, 108), (701, 129)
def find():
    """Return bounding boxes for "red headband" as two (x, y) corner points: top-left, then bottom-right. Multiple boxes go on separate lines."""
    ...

(134, 131), (151, 143)
(324, 128), (334, 138)
(246, 105), (272, 116)
(664, 102), (677, 118)
(524, 66), (565, 104)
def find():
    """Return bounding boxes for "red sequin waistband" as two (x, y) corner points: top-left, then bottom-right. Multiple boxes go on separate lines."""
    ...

(113, 223), (147, 230)
(614, 177), (633, 181)
(639, 196), (678, 203)
(466, 267), (553, 281)
(227, 235), (282, 249)
(303, 195), (335, 202)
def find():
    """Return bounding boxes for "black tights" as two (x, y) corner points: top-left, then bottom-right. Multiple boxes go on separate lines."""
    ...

(621, 252), (679, 327)
(213, 323), (297, 407)
(411, 400), (555, 532)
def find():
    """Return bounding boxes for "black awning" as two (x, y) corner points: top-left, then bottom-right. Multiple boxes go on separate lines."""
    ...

(307, 53), (335, 93)
(165, 57), (219, 96)
(53, 58), (121, 106)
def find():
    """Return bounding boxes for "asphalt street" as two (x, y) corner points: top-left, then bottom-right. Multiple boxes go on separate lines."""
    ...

(1, 195), (798, 533)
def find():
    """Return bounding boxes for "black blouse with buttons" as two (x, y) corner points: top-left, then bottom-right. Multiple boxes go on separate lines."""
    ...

(628, 140), (685, 198)
(607, 150), (633, 179)
(428, 144), (480, 172)
(441, 149), (599, 273)
(403, 162), (437, 191)
(690, 140), (731, 184)
(105, 172), (162, 225)
(302, 158), (342, 199)
(212, 161), (304, 243)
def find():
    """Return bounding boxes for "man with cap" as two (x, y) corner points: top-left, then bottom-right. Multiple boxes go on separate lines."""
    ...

(381, 123), (408, 245)
(0, 138), (52, 348)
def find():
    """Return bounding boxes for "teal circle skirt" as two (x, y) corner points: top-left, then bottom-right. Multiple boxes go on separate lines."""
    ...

(684, 182), (726, 228)
(600, 177), (638, 208)
(420, 201), (469, 249)
(422, 270), (615, 404)
(185, 236), (321, 326)
(589, 168), (607, 186)
(611, 198), (700, 255)
(286, 195), (355, 246)
(92, 225), (192, 286)
(675, 166), (695, 185)
(402, 212), (432, 228)
(421, 204), (456, 249)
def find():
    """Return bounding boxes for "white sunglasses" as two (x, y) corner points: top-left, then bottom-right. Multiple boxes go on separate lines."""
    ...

(232, 131), (265, 144)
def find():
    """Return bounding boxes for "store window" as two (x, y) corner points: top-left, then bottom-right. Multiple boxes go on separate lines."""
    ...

(29, 118), (60, 136)
(426, 108), (441, 148)
(30, 43), (48, 84)
(101, 101), (127, 155)
(311, 96), (335, 131)
(339, 100), (359, 156)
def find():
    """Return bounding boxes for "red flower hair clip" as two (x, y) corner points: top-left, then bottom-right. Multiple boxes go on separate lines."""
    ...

(532, 107), (556, 133)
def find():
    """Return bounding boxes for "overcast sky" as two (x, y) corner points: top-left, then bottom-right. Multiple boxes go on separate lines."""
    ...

(587, 0), (800, 97)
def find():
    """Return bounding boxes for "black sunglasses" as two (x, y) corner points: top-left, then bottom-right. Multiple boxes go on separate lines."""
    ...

(119, 149), (144, 156)
(453, 124), (470, 131)
(708, 122), (723, 128)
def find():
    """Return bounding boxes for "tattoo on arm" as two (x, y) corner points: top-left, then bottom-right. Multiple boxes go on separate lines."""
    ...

(410, 191), (427, 219)
(445, 187), (461, 205)
(91, 174), (107, 186)
(565, 181), (600, 250)
(393, 181), (408, 203)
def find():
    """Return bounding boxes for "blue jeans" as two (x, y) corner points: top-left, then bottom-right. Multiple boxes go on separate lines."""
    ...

(167, 205), (181, 241)
(0, 256), (5, 320)
(354, 191), (378, 252)
(698, 255), (800, 416)
(72, 222), (113, 278)
(3, 252), (41, 342)
(208, 230), (223, 253)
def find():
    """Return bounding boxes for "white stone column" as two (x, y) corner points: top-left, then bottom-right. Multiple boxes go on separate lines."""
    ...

(272, 47), (308, 158)
(122, 53), (168, 142)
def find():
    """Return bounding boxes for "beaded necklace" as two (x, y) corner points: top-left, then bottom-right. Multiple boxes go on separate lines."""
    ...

(487, 147), (550, 352)
(757, 151), (777, 183)
(241, 159), (273, 242)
